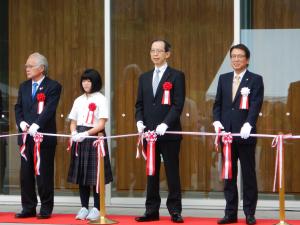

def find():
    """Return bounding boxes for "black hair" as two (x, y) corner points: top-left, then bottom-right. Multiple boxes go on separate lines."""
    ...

(230, 43), (251, 59)
(80, 69), (102, 93)
(151, 39), (172, 52)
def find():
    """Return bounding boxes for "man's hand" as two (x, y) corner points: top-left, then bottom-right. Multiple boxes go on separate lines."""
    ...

(28, 123), (40, 136)
(20, 121), (29, 132)
(213, 121), (224, 133)
(136, 121), (146, 133)
(155, 123), (168, 136)
(240, 122), (252, 139)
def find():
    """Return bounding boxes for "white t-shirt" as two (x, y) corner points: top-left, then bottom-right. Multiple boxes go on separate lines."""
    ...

(68, 92), (108, 127)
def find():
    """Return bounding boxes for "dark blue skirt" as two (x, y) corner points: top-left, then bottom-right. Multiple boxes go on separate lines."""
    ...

(67, 126), (113, 185)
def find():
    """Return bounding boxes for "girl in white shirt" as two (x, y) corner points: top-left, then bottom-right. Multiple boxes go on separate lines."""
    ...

(67, 69), (113, 221)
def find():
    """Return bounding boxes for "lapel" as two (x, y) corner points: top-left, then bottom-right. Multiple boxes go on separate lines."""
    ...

(154, 67), (171, 99)
(224, 72), (234, 102)
(232, 70), (251, 104)
(24, 80), (33, 104)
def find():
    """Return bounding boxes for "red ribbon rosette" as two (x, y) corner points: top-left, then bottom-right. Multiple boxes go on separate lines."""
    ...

(33, 133), (43, 176)
(86, 103), (97, 124)
(221, 133), (233, 179)
(36, 93), (46, 114)
(161, 82), (173, 105)
(144, 131), (157, 176)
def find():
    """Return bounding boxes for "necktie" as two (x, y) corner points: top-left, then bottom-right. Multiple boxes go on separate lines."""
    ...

(232, 75), (240, 101)
(32, 82), (38, 99)
(152, 69), (160, 96)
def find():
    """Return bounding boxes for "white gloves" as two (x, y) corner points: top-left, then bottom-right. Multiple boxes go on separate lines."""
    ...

(213, 121), (224, 133)
(136, 121), (146, 133)
(73, 131), (89, 142)
(240, 122), (252, 139)
(71, 130), (78, 142)
(156, 123), (168, 136)
(20, 121), (29, 132)
(28, 123), (40, 136)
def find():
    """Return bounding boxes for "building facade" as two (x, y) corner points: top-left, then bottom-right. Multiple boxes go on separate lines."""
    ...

(0, 0), (300, 210)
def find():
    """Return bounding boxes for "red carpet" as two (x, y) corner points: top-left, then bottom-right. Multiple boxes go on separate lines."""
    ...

(0, 213), (299, 225)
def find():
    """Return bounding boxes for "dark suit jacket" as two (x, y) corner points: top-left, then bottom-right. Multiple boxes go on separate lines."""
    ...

(213, 70), (264, 144)
(135, 66), (185, 141)
(287, 81), (300, 133)
(15, 76), (62, 147)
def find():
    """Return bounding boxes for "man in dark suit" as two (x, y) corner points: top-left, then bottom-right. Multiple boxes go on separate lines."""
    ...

(135, 39), (185, 223)
(213, 44), (264, 225)
(15, 52), (62, 219)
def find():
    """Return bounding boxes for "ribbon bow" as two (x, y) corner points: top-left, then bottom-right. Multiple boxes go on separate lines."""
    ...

(271, 134), (292, 192)
(221, 133), (233, 179)
(36, 93), (46, 114)
(144, 131), (157, 176)
(19, 133), (28, 161)
(136, 133), (146, 159)
(86, 103), (97, 124)
(161, 82), (173, 105)
(93, 137), (106, 194)
(33, 133), (43, 175)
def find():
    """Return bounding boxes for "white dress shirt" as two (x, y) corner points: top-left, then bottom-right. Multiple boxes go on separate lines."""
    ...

(152, 63), (168, 83)
(68, 92), (108, 127)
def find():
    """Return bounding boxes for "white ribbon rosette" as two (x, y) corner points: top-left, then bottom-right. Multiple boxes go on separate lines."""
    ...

(240, 87), (250, 109)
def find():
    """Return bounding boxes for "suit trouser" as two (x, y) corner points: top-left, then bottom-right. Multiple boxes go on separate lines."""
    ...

(145, 140), (182, 215)
(224, 141), (258, 217)
(20, 140), (55, 215)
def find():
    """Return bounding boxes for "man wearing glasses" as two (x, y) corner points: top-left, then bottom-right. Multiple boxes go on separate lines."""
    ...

(135, 39), (185, 223)
(213, 44), (264, 225)
(15, 52), (61, 219)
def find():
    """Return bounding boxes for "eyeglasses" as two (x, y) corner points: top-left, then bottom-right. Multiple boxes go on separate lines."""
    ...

(24, 64), (39, 69)
(230, 54), (246, 59)
(150, 49), (165, 54)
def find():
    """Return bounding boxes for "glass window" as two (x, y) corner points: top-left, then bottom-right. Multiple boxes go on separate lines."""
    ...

(240, 0), (300, 199)
(2, 0), (104, 196)
(111, 0), (233, 199)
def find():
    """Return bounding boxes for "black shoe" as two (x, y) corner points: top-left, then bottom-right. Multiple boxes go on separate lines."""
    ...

(246, 215), (256, 225)
(37, 213), (51, 219)
(15, 211), (36, 218)
(135, 212), (159, 222)
(217, 215), (238, 224)
(171, 212), (184, 223)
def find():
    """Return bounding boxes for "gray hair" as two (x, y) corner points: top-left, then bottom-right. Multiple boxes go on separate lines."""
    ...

(30, 52), (48, 75)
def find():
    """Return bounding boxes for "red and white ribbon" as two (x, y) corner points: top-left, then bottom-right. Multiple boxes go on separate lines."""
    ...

(144, 131), (157, 176)
(93, 137), (106, 194)
(272, 134), (292, 192)
(37, 101), (45, 114)
(33, 133), (43, 176)
(136, 133), (146, 160)
(86, 103), (96, 124)
(221, 133), (233, 179)
(19, 133), (28, 160)
(36, 93), (46, 114)
(66, 138), (72, 152)
(239, 87), (250, 109)
(161, 82), (173, 105)
(214, 128), (221, 152)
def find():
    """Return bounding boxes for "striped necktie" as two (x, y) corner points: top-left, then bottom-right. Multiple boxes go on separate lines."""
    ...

(152, 69), (160, 96)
